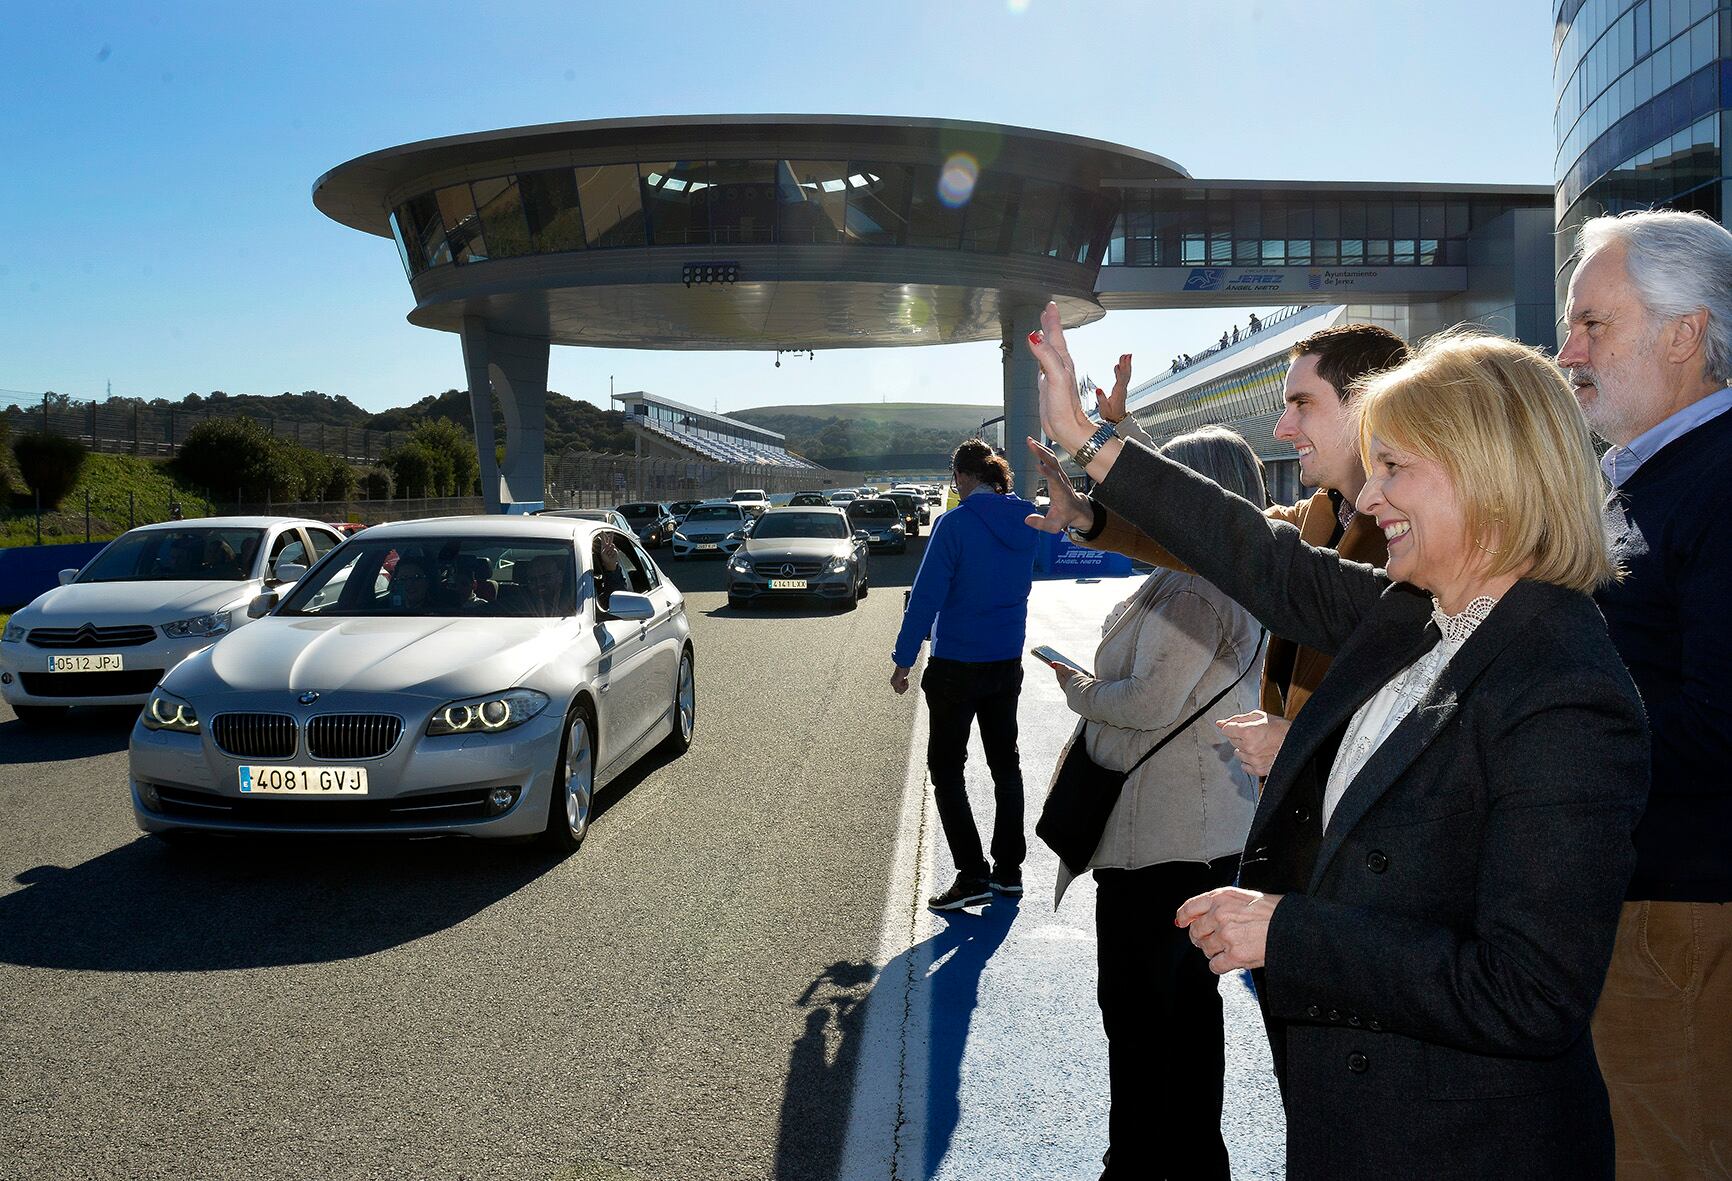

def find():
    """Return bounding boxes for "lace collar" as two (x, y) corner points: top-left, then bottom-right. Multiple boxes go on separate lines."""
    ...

(1430, 595), (1498, 645)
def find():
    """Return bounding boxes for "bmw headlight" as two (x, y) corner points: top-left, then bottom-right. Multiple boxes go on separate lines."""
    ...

(161, 609), (232, 639)
(1, 622), (24, 644)
(827, 556), (852, 574)
(426, 688), (549, 736)
(141, 689), (200, 733)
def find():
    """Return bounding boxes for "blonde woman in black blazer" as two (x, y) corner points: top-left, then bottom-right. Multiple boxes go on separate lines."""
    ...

(1027, 307), (1648, 1181)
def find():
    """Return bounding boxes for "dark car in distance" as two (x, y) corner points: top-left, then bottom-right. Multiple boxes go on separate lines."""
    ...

(668, 499), (700, 521)
(846, 497), (908, 553)
(617, 502), (678, 548)
(788, 492), (832, 507)
(881, 492), (924, 537)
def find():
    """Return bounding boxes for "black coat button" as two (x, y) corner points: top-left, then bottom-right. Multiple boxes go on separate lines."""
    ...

(1347, 1052), (1369, 1074)
(1366, 850), (1390, 873)
(1328, 1009), (1341, 1023)
(1348, 1015), (1362, 1027)
(1292, 805), (1311, 824)
(1306, 1005), (1321, 1019)
(1368, 1019), (1383, 1032)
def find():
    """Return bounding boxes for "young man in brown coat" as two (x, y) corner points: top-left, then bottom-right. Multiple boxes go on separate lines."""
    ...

(1039, 324), (1408, 776)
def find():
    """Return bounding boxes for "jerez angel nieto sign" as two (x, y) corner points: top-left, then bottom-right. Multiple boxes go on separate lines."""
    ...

(1183, 268), (1285, 293)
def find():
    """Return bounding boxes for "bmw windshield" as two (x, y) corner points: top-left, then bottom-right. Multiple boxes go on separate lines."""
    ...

(277, 537), (577, 618)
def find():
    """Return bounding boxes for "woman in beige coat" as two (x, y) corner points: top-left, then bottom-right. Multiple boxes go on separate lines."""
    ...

(1051, 424), (1265, 1181)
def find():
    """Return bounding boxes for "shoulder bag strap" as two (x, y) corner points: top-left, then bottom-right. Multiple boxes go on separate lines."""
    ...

(1121, 628), (1266, 777)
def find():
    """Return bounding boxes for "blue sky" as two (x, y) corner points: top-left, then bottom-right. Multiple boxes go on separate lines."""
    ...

(1, 1), (1557, 416)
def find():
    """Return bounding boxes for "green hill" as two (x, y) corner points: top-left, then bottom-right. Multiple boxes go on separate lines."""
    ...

(733, 402), (999, 465)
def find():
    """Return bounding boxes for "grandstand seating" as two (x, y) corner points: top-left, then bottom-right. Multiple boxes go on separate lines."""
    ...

(631, 415), (820, 469)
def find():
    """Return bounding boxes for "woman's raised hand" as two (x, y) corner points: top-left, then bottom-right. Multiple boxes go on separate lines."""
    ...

(1025, 438), (1089, 534)
(1028, 302), (1094, 454)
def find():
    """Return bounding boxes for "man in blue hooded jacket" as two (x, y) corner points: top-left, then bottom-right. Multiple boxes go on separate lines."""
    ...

(892, 439), (1040, 910)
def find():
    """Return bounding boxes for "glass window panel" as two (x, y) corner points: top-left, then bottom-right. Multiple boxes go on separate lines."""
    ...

(1235, 236), (1260, 265)
(847, 162), (914, 246)
(1393, 202), (1419, 239)
(401, 193), (450, 269)
(707, 159), (776, 245)
(1419, 237), (1440, 264)
(1420, 201), (1446, 239)
(1366, 200), (1393, 238)
(778, 160), (849, 245)
(1287, 205), (1314, 238)
(1313, 238), (1338, 265)
(1262, 201), (1287, 239)
(575, 164), (647, 249)
(1055, 188), (1099, 263)
(1314, 200), (1340, 239)
(471, 176), (531, 259)
(908, 163), (966, 249)
(1287, 238), (1312, 264)
(960, 171), (1019, 253)
(520, 169), (586, 253)
(1261, 238), (1285, 264)
(641, 160), (712, 246)
(1182, 231), (1206, 264)
(435, 185), (485, 264)
(1342, 201), (1367, 237)
(1124, 194), (1153, 265)
(1234, 199), (1261, 239)
(1637, 0), (1651, 56)
(1395, 239), (1417, 264)
(1009, 178), (1061, 255)
(1341, 239), (1365, 264)
(390, 205), (423, 277)
(1209, 230), (1232, 263)
(1691, 0), (1711, 25)
(1367, 239), (1392, 264)
(1692, 16), (1713, 69)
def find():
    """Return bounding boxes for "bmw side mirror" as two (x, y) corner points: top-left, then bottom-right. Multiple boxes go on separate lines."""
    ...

(247, 591), (279, 619)
(603, 592), (654, 622)
(271, 562), (307, 586)
(57, 568), (79, 586)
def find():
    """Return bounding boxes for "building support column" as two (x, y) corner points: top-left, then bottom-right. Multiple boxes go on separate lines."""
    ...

(1000, 297), (1047, 499)
(460, 316), (550, 513)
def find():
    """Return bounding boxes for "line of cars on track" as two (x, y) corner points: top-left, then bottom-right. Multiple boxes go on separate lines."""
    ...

(0, 482), (945, 852)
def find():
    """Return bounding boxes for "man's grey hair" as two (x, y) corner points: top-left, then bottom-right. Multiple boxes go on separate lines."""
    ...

(1161, 425), (1269, 508)
(1577, 209), (1732, 382)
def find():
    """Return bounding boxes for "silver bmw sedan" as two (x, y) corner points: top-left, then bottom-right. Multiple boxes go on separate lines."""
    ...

(128, 515), (694, 853)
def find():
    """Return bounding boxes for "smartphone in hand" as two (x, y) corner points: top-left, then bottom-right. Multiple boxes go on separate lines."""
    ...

(1031, 645), (1090, 676)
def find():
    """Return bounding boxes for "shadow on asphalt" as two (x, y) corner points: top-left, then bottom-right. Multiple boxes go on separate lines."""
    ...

(0, 707), (137, 763)
(773, 899), (1019, 1181)
(0, 835), (565, 972)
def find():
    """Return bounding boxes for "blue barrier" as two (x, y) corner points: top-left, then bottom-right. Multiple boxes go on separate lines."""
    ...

(1034, 530), (1133, 580)
(0, 542), (107, 610)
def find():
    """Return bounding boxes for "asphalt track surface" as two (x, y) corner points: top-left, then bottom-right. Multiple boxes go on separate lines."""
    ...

(0, 535), (1285, 1180)
(0, 545), (926, 1181)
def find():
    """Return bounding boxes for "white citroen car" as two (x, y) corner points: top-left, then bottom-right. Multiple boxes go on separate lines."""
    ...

(1, 517), (343, 723)
(128, 516), (695, 853)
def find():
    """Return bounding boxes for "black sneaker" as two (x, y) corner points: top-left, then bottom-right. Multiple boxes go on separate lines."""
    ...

(927, 874), (991, 912)
(988, 866), (1024, 896)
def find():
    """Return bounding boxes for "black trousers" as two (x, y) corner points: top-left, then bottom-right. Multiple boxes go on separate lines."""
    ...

(920, 656), (1025, 881)
(1095, 855), (1242, 1181)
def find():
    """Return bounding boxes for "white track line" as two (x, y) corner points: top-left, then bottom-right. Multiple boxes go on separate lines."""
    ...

(837, 680), (935, 1181)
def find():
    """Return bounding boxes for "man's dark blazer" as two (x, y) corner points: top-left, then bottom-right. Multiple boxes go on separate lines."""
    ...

(1096, 440), (1650, 1181)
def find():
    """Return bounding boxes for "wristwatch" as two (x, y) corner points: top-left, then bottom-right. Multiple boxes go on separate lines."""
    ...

(1072, 420), (1119, 467)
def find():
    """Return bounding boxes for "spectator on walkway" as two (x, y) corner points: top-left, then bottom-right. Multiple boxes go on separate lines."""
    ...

(1248, 312), (1262, 334)
(1220, 330), (1231, 350)
(1044, 328), (1406, 779)
(1048, 425), (1266, 1181)
(1030, 306), (1648, 1179)
(1232, 325), (1241, 345)
(891, 439), (1039, 911)
(1560, 209), (1732, 1179)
